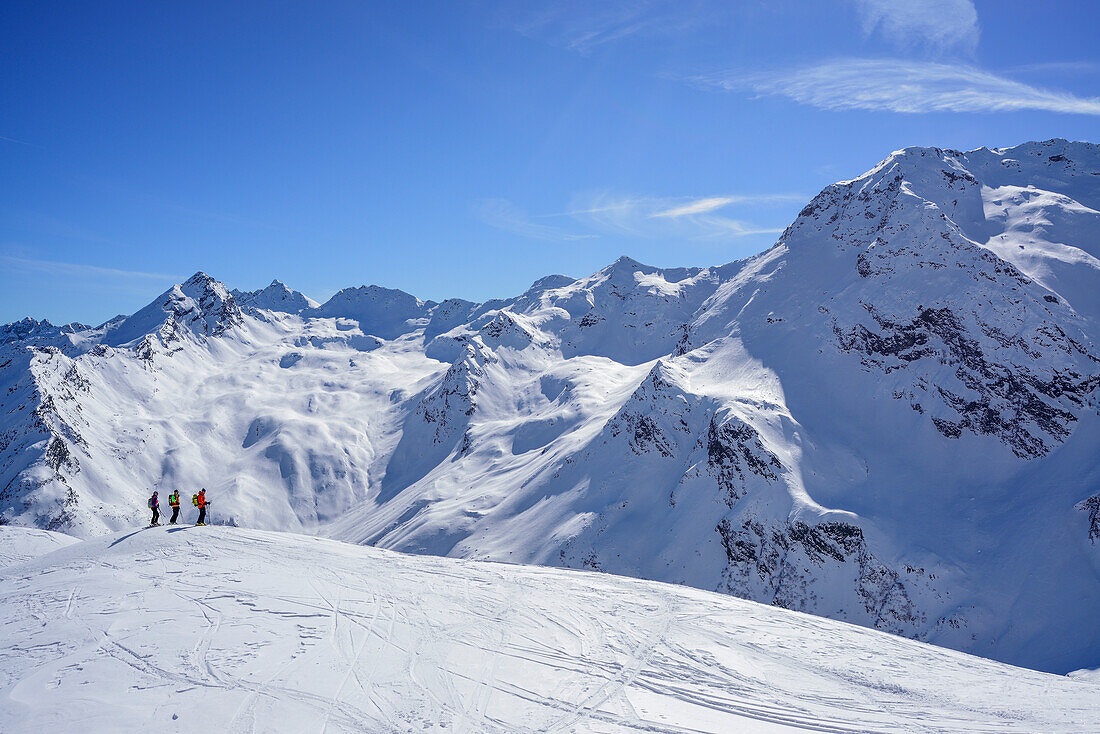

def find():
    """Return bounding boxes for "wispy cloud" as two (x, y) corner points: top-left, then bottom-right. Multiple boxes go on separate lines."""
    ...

(1008, 60), (1100, 76)
(851, 0), (979, 54)
(475, 199), (597, 241)
(507, 0), (715, 54)
(560, 193), (791, 240)
(651, 194), (804, 219)
(0, 134), (44, 148)
(1, 255), (180, 281)
(478, 193), (795, 243)
(512, 1), (983, 57)
(652, 197), (735, 218)
(694, 58), (1100, 115)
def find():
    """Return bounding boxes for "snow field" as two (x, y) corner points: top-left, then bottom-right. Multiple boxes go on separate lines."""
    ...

(1, 524), (1098, 733)
(0, 526), (79, 568)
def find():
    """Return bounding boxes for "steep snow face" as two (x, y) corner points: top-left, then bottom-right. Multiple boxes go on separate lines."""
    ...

(232, 279), (320, 313)
(3, 525), (1098, 734)
(669, 141), (1100, 671)
(314, 285), (434, 340)
(99, 271), (243, 348)
(501, 255), (743, 366)
(2, 140), (1099, 675)
(714, 141), (1100, 461)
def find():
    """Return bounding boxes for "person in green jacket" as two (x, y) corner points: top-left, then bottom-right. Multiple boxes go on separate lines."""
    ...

(168, 490), (181, 524)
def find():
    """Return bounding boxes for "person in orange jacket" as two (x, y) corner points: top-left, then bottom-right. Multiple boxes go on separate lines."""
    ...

(196, 488), (211, 526)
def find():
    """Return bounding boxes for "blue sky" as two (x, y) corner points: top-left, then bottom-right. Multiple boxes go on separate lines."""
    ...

(2, 0), (1098, 325)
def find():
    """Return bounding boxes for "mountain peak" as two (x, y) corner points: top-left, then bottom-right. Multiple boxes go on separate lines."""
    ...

(234, 280), (319, 314)
(184, 270), (213, 284)
(526, 273), (576, 293)
(856, 138), (1100, 190)
(0, 317), (59, 345)
(590, 255), (651, 284)
(5, 316), (54, 330)
(315, 284), (434, 340)
(611, 255), (644, 269)
(179, 271), (228, 298)
(179, 270), (234, 301)
(101, 272), (241, 347)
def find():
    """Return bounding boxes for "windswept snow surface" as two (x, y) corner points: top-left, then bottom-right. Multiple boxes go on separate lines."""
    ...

(3, 139), (1100, 674)
(2, 525), (1098, 734)
(0, 526), (77, 568)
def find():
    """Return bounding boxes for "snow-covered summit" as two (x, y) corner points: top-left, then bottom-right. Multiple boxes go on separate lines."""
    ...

(99, 271), (242, 348)
(0, 317), (87, 349)
(1, 317), (54, 344)
(704, 139), (1100, 460)
(313, 284), (434, 340)
(232, 279), (319, 313)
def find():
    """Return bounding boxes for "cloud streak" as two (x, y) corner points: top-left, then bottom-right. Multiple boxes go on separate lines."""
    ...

(475, 199), (596, 242)
(507, 0), (716, 54)
(0, 134), (44, 148)
(478, 193), (797, 243)
(851, 0), (979, 54)
(652, 197), (735, 218)
(694, 58), (1100, 115)
(1009, 60), (1100, 76)
(650, 194), (804, 219)
(562, 193), (791, 241)
(1, 255), (180, 281)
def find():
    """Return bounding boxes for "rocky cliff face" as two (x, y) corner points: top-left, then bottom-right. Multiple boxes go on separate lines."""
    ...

(789, 147), (1100, 459)
(3, 139), (1099, 673)
(1079, 495), (1100, 544)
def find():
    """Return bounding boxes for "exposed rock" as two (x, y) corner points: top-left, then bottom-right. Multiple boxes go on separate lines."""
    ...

(705, 413), (781, 506)
(1078, 495), (1100, 544)
(717, 517), (927, 637)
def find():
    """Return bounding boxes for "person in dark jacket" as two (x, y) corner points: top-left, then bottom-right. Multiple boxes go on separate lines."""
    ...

(148, 491), (160, 526)
(168, 491), (180, 524)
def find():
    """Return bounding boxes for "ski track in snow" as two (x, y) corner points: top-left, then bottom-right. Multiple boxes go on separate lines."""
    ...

(1, 525), (1098, 733)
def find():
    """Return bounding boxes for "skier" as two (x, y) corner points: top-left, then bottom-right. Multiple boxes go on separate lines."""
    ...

(168, 490), (181, 524)
(195, 488), (210, 526)
(148, 491), (160, 526)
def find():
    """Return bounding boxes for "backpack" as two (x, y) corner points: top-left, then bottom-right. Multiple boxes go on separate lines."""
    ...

(148, 497), (154, 509)
(192, 494), (199, 507)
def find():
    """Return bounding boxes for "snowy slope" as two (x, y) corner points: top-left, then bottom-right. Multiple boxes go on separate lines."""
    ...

(2, 524), (1098, 734)
(0, 526), (77, 568)
(2, 139), (1099, 674)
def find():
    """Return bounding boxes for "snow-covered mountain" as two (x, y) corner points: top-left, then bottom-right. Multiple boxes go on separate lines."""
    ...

(2, 139), (1098, 674)
(3, 523), (1098, 733)
(233, 279), (321, 314)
